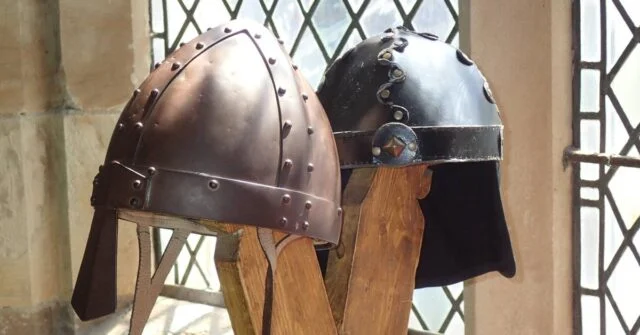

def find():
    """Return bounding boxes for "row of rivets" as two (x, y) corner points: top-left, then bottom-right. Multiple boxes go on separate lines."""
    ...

(129, 197), (140, 207)
(456, 49), (474, 66)
(418, 32), (439, 41)
(283, 120), (293, 131)
(391, 68), (404, 79)
(376, 39), (414, 126)
(392, 105), (409, 121)
(483, 82), (495, 104)
(377, 48), (394, 68)
(392, 38), (408, 52)
(393, 109), (404, 121)
(381, 32), (395, 43)
(379, 88), (391, 99)
(282, 194), (291, 204)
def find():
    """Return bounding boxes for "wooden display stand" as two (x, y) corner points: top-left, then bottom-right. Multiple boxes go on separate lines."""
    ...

(214, 225), (337, 335)
(214, 165), (430, 335)
(324, 165), (430, 335)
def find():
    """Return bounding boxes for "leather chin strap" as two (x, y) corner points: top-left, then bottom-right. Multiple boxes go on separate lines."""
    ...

(257, 227), (301, 335)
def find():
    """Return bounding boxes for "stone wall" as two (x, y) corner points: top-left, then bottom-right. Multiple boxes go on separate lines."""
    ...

(0, 0), (148, 333)
(462, 1), (574, 334)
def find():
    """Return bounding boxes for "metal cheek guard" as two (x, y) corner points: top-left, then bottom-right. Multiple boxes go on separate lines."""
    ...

(371, 122), (420, 166)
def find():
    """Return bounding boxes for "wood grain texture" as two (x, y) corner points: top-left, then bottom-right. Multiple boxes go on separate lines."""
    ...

(325, 165), (430, 335)
(214, 224), (337, 335)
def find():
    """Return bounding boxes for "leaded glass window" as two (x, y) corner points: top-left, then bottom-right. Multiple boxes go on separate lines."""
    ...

(570, 0), (640, 333)
(149, 1), (463, 333)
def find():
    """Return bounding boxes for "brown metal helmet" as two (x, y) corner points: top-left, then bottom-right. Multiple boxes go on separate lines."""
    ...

(71, 19), (342, 321)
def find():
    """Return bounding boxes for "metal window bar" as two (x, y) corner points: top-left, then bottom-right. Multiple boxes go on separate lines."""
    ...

(148, 1), (463, 333)
(570, 0), (640, 334)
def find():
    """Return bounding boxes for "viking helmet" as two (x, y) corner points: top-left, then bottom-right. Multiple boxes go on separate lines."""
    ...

(72, 19), (342, 321)
(317, 26), (515, 287)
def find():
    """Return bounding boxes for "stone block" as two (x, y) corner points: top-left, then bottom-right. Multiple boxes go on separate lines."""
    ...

(0, 114), (74, 309)
(0, 302), (73, 335)
(20, 114), (71, 306)
(59, 0), (150, 111)
(0, 116), (30, 307)
(0, 0), (63, 115)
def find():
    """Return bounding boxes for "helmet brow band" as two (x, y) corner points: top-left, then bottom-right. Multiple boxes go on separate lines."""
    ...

(334, 125), (503, 168)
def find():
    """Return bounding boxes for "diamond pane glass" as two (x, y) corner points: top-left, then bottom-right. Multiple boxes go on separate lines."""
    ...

(603, 199), (625, 269)
(293, 28), (327, 88)
(150, 1), (463, 333)
(619, 0), (640, 26)
(312, 0), (350, 56)
(608, 166), (640, 229)
(412, 0), (456, 40)
(272, 2), (304, 46)
(413, 287), (453, 331)
(606, 0), (633, 72)
(608, 247), (640, 327)
(574, 0), (640, 333)
(604, 95), (628, 154)
(605, 295), (626, 334)
(360, 1), (403, 37)
(610, 46), (640, 128)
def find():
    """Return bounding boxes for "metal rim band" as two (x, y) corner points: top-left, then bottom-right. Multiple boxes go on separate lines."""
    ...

(334, 125), (503, 169)
(91, 162), (342, 245)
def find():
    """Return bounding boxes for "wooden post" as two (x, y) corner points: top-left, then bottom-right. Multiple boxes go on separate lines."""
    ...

(324, 165), (431, 335)
(214, 224), (338, 335)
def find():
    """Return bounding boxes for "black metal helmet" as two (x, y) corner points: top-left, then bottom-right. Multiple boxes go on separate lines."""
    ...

(71, 19), (343, 321)
(317, 26), (515, 287)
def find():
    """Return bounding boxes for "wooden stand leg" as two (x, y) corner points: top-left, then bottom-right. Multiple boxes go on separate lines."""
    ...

(214, 224), (338, 335)
(324, 165), (431, 335)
